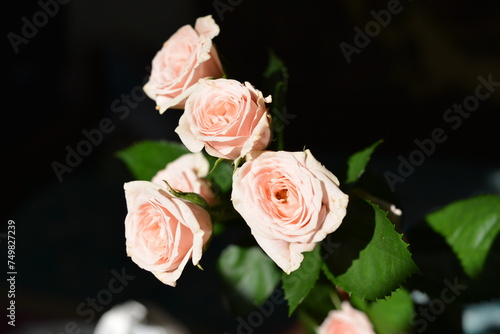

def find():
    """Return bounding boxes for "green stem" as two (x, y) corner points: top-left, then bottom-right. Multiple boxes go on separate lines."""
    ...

(330, 289), (343, 310)
(272, 81), (286, 151)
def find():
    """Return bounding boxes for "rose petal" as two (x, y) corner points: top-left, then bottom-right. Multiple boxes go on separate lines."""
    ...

(176, 78), (271, 160)
(253, 234), (316, 274)
(123, 181), (212, 287)
(231, 150), (349, 273)
(318, 301), (375, 334)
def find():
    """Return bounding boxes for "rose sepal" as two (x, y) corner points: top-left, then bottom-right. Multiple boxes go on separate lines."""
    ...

(163, 180), (209, 210)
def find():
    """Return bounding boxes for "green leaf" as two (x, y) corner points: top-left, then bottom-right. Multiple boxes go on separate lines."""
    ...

(351, 287), (413, 334)
(217, 245), (281, 314)
(116, 140), (190, 180)
(282, 245), (322, 316)
(323, 198), (419, 300)
(426, 194), (500, 278)
(345, 139), (383, 184)
(205, 155), (234, 194)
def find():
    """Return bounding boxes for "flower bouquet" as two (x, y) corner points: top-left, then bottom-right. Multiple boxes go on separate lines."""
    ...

(117, 15), (500, 334)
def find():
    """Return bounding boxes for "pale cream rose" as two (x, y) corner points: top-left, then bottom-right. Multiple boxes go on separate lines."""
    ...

(124, 181), (212, 286)
(318, 301), (375, 334)
(151, 152), (216, 206)
(175, 78), (272, 160)
(231, 150), (349, 274)
(143, 15), (224, 113)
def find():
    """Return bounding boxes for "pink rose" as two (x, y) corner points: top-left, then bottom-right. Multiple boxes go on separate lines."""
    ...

(151, 152), (216, 206)
(175, 78), (272, 160)
(318, 301), (375, 334)
(231, 150), (349, 274)
(124, 181), (212, 287)
(143, 15), (224, 113)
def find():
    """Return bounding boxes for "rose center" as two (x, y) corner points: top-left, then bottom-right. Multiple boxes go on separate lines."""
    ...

(275, 189), (288, 203)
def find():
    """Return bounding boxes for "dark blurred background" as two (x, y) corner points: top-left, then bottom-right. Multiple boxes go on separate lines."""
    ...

(4, 0), (500, 333)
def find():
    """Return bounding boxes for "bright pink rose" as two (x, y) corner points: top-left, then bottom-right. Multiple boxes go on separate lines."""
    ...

(124, 181), (212, 287)
(143, 15), (224, 113)
(175, 78), (272, 160)
(318, 301), (375, 334)
(231, 150), (349, 274)
(151, 152), (216, 206)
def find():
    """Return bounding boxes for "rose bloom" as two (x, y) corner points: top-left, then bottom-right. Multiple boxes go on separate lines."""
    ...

(318, 301), (375, 334)
(124, 181), (212, 286)
(143, 15), (224, 113)
(231, 150), (349, 274)
(175, 78), (272, 160)
(151, 152), (216, 206)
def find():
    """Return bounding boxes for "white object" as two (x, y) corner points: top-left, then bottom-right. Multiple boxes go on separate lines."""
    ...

(94, 300), (190, 334)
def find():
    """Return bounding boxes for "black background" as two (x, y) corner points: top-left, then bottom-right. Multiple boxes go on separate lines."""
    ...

(4, 0), (500, 333)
